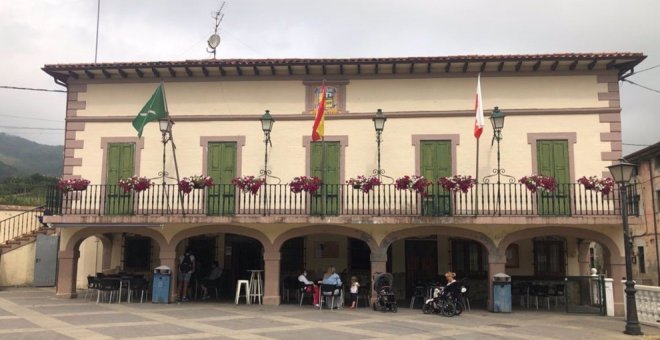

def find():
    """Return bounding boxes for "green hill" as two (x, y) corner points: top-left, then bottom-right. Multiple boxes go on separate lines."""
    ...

(0, 133), (63, 180)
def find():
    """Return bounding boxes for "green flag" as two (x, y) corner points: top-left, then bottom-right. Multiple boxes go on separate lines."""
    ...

(132, 83), (168, 137)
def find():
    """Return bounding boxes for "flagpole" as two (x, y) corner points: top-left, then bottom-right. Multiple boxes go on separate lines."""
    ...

(475, 138), (480, 216)
(321, 136), (326, 217)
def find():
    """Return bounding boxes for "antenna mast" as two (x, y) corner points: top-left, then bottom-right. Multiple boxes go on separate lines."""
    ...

(207, 2), (226, 59)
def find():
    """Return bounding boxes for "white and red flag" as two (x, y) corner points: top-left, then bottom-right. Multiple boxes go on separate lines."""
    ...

(473, 73), (484, 139)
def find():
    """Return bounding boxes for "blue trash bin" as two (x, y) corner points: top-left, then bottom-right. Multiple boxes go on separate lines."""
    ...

(152, 266), (171, 304)
(493, 273), (511, 313)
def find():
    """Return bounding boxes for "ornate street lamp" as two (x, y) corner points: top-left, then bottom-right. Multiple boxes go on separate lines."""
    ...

(483, 107), (514, 216)
(158, 117), (174, 185)
(607, 159), (643, 336)
(372, 109), (387, 180)
(260, 110), (274, 216)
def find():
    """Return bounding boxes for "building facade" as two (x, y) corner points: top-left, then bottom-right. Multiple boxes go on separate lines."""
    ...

(625, 141), (660, 286)
(42, 53), (645, 314)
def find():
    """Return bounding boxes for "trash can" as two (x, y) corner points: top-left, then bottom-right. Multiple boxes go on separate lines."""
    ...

(152, 265), (171, 304)
(492, 272), (511, 313)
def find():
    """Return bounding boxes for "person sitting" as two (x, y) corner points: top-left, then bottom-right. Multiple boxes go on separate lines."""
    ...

(298, 269), (320, 307)
(321, 265), (342, 309)
(200, 261), (223, 300)
(322, 265), (342, 286)
(440, 271), (461, 300)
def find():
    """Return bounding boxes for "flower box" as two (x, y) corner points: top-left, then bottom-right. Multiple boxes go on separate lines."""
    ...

(118, 176), (153, 193)
(289, 176), (322, 194)
(231, 176), (264, 195)
(577, 176), (614, 195)
(395, 175), (432, 196)
(518, 175), (557, 193)
(438, 175), (475, 193)
(346, 175), (381, 193)
(179, 175), (214, 194)
(57, 178), (90, 193)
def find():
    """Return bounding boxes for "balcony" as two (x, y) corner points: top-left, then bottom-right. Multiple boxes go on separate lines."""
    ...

(44, 183), (638, 223)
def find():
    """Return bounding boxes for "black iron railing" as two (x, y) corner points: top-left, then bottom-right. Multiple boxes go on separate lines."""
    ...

(0, 206), (47, 244)
(44, 183), (638, 218)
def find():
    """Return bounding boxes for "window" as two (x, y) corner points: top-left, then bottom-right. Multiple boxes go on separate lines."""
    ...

(123, 236), (151, 271)
(638, 246), (646, 274)
(654, 154), (660, 169)
(656, 190), (660, 211)
(533, 239), (565, 277)
(452, 239), (487, 278)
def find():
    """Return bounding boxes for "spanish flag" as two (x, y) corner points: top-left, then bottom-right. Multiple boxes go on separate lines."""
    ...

(312, 80), (327, 141)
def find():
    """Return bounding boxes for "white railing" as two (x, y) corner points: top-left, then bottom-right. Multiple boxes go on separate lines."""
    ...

(624, 284), (660, 328)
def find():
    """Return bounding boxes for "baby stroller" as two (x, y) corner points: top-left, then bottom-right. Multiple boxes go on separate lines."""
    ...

(372, 272), (398, 312)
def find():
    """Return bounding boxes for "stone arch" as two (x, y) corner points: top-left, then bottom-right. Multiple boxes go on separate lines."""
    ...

(497, 226), (623, 265)
(168, 224), (272, 252)
(381, 225), (498, 258)
(272, 224), (380, 257)
(65, 227), (168, 253)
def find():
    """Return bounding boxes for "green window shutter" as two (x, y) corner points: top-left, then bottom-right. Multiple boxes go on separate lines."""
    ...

(106, 143), (135, 184)
(310, 142), (339, 184)
(207, 142), (237, 216)
(309, 141), (340, 216)
(207, 142), (236, 184)
(420, 141), (451, 180)
(536, 140), (570, 216)
(105, 143), (135, 215)
(419, 140), (452, 216)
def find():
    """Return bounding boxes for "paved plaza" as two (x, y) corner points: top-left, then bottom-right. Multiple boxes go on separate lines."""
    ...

(0, 288), (658, 339)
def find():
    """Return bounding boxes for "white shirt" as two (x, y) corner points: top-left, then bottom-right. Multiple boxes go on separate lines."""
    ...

(298, 274), (313, 285)
(350, 282), (359, 294)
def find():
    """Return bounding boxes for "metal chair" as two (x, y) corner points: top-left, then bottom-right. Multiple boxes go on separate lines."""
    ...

(96, 278), (120, 304)
(319, 284), (341, 310)
(130, 277), (149, 303)
(299, 283), (315, 306)
(83, 275), (99, 301)
(409, 285), (425, 309)
(530, 284), (550, 310)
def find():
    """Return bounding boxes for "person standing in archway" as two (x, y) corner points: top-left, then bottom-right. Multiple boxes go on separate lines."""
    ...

(178, 248), (195, 302)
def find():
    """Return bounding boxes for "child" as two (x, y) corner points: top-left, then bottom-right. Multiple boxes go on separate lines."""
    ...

(349, 276), (360, 309)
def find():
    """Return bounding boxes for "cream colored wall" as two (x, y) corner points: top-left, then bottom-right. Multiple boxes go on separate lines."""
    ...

(81, 81), (304, 117)
(74, 113), (611, 187)
(75, 236), (102, 289)
(79, 75), (607, 118)
(348, 76), (606, 112)
(0, 243), (35, 286)
(305, 235), (348, 278)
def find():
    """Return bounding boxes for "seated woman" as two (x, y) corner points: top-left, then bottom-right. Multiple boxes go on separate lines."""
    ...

(200, 261), (223, 300)
(440, 271), (461, 300)
(298, 269), (320, 307)
(321, 266), (343, 308)
(322, 265), (342, 286)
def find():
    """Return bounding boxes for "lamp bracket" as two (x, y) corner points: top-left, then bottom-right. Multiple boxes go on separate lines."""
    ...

(372, 168), (394, 184)
(259, 169), (281, 184)
(482, 168), (516, 184)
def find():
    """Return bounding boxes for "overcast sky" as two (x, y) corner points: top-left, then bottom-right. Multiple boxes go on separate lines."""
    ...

(0, 0), (658, 154)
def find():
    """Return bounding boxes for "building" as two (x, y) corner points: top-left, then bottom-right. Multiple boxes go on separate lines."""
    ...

(41, 52), (645, 314)
(625, 141), (660, 286)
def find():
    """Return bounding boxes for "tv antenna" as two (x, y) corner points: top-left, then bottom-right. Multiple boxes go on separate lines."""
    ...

(207, 1), (226, 59)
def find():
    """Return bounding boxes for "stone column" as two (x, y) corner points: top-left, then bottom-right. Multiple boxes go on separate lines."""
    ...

(487, 257), (506, 312)
(577, 241), (591, 276)
(100, 236), (112, 271)
(56, 249), (79, 298)
(610, 261), (626, 316)
(370, 252), (387, 304)
(263, 251), (281, 305)
(158, 250), (177, 302)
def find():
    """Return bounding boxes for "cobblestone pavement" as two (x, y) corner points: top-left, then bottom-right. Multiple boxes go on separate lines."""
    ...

(0, 288), (658, 339)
